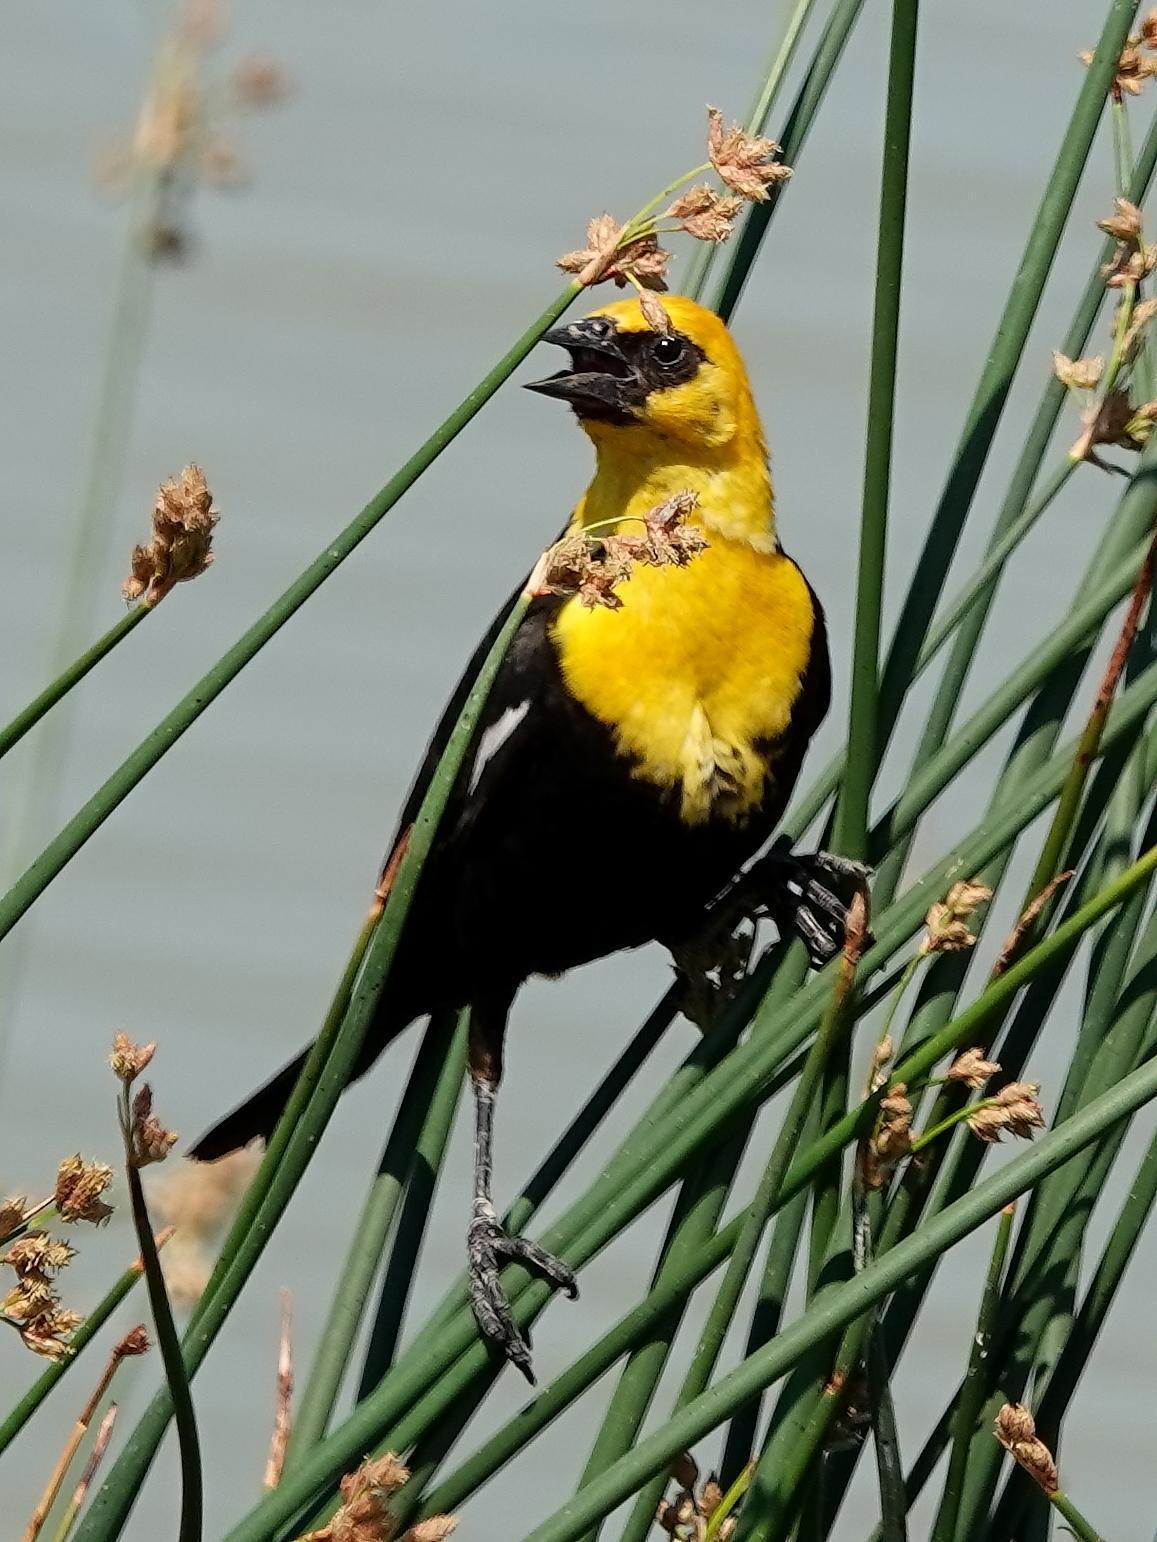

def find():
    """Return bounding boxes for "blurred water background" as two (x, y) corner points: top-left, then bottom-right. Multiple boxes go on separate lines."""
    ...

(1, 2), (1155, 1536)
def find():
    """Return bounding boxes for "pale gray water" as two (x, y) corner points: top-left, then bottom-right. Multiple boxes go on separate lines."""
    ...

(1, 2), (1156, 1537)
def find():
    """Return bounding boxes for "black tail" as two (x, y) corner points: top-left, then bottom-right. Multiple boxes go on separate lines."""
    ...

(188, 1049), (310, 1161)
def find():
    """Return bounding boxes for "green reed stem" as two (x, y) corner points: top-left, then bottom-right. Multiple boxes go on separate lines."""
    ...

(516, 1048), (1157, 1542)
(124, 1152), (200, 1542)
(835, 0), (917, 856)
(73, 580), (538, 1542)
(621, 932), (860, 1542)
(220, 833), (1157, 1542)
(0, 1244), (158, 1458)
(0, 289), (578, 952)
(355, 1011), (467, 1395)
(0, 608), (150, 763)
(285, 1013), (461, 1467)
(930, 1205), (1015, 1542)
(687, 0), (820, 300)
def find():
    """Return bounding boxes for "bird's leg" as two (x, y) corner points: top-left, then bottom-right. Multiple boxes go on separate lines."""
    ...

(719, 847), (871, 970)
(466, 1000), (578, 1384)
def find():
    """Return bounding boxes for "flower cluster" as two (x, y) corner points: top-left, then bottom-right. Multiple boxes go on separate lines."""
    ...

(539, 491), (707, 610)
(302, 1452), (456, 1542)
(113, 1034), (178, 1172)
(966, 1081), (1046, 1144)
(919, 880), (991, 955)
(124, 465), (219, 607)
(994, 1403), (1058, 1495)
(558, 106), (791, 293)
(95, 0), (290, 260)
(1055, 197), (1157, 466)
(654, 1453), (737, 1541)
(1081, 12), (1157, 101)
(0, 1225), (81, 1359)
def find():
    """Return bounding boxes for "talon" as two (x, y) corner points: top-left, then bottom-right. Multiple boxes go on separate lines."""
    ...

(467, 1209), (577, 1381)
(753, 848), (872, 971)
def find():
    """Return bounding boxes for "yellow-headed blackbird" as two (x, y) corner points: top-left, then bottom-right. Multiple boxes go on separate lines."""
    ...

(193, 295), (855, 1380)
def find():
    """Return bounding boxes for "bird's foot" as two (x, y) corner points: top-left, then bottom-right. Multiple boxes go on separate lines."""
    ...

(467, 1202), (578, 1384)
(754, 848), (871, 969)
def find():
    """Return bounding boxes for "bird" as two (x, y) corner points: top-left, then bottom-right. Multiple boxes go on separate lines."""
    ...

(191, 293), (858, 1381)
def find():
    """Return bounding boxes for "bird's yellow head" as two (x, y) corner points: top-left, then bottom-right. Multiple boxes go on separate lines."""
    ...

(526, 295), (773, 549)
(525, 295), (763, 455)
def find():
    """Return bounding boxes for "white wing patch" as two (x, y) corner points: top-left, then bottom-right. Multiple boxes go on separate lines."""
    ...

(468, 700), (532, 795)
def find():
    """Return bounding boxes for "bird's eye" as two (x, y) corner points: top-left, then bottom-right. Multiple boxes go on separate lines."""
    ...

(652, 335), (685, 367)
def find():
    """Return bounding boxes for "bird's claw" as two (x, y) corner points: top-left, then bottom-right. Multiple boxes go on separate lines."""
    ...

(756, 849), (872, 970)
(467, 1204), (578, 1384)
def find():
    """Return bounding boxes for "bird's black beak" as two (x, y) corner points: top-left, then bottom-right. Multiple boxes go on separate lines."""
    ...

(524, 318), (643, 422)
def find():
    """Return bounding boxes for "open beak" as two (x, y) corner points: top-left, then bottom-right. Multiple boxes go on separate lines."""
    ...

(523, 318), (643, 420)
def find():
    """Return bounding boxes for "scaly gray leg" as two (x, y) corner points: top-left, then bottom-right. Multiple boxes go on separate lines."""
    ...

(466, 1070), (578, 1384)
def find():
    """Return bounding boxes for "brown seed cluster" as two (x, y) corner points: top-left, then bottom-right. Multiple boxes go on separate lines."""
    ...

(966, 1082), (1045, 1144)
(557, 214), (671, 291)
(124, 465), (219, 607)
(55, 1156), (115, 1226)
(654, 1452), (736, 1541)
(994, 1403), (1059, 1494)
(946, 1047), (1001, 1090)
(863, 1083), (914, 1188)
(302, 1452), (456, 1542)
(558, 106), (790, 292)
(95, 0), (289, 259)
(539, 492), (707, 610)
(1081, 13), (1157, 101)
(0, 1225), (82, 1360)
(706, 107), (792, 201)
(1057, 196), (1157, 466)
(919, 880), (992, 956)
(113, 1034), (179, 1169)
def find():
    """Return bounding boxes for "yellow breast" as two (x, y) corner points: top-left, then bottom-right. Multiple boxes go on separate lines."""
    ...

(551, 535), (816, 825)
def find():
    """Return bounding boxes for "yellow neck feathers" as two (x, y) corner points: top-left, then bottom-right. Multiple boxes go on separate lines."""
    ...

(577, 296), (776, 552)
(550, 298), (816, 827)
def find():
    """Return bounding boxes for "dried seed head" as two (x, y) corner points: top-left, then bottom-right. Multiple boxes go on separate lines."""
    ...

(127, 1085), (179, 1169)
(302, 1451), (418, 1540)
(3, 1275), (57, 1322)
(0, 1197), (27, 1239)
(968, 1082), (1045, 1143)
(1144, 9), (1157, 48)
(871, 1084), (913, 1176)
(55, 1156), (114, 1226)
(947, 1048), (1001, 1089)
(1097, 197), (1144, 245)
(707, 106), (792, 201)
(1103, 241), (1157, 289)
(114, 1324), (151, 1358)
(994, 1403), (1059, 1494)
(110, 1031), (157, 1084)
(2, 1231), (75, 1276)
(1052, 351), (1104, 390)
(992, 1081), (1046, 1137)
(638, 289), (672, 333)
(402, 1519), (458, 1542)
(700, 1477), (724, 1516)
(665, 183), (745, 242)
(1082, 38), (1157, 99)
(921, 879), (991, 955)
(17, 1308), (83, 1359)
(557, 213), (671, 290)
(123, 465), (219, 607)
(540, 493), (705, 611)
